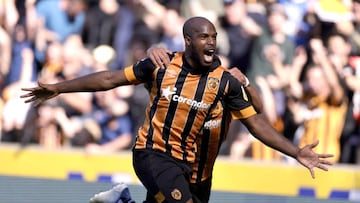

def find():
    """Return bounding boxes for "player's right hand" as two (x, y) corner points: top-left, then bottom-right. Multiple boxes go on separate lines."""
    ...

(20, 81), (59, 107)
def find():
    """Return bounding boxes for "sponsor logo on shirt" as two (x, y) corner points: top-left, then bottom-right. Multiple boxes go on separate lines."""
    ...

(161, 86), (211, 110)
(203, 119), (222, 129)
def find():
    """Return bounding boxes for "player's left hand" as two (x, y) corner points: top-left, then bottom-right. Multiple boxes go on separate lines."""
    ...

(295, 140), (333, 179)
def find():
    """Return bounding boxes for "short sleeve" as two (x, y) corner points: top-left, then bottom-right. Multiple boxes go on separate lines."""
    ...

(124, 58), (156, 84)
(225, 75), (257, 120)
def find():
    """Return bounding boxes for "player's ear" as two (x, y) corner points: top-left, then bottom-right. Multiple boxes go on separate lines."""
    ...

(184, 35), (191, 47)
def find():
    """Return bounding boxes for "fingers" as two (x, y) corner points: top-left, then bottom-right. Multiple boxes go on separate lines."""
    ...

(228, 67), (243, 74)
(309, 157), (333, 177)
(21, 87), (38, 92)
(319, 159), (333, 166)
(24, 97), (38, 103)
(20, 92), (35, 98)
(150, 53), (167, 69)
(148, 47), (172, 69)
(228, 68), (236, 75)
(161, 54), (171, 67)
(309, 140), (320, 149)
(315, 158), (332, 171)
(22, 85), (43, 92)
(309, 168), (315, 179)
(28, 97), (44, 107)
(228, 68), (248, 85)
(149, 54), (164, 68)
(228, 68), (238, 74)
(318, 154), (334, 158)
(20, 94), (30, 99)
(228, 68), (245, 78)
(157, 50), (171, 68)
(316, 164), (329, 171)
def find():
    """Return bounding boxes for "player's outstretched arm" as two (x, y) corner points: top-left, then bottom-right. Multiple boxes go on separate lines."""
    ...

(21, 70), (130, 106)
(241, 114), (333, 178)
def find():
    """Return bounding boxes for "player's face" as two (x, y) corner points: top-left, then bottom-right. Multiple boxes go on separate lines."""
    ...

(186, 23), (217, 68)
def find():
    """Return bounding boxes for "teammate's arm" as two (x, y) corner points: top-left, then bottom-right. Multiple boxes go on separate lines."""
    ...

(243, 82), (262, 113)
(147, 46), (172, 69)
(228, 68), (262, 113)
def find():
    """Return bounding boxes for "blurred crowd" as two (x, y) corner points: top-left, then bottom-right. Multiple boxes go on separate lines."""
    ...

(0, 0), (359, 165)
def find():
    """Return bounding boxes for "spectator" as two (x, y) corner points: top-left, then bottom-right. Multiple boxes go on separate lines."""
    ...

(220, 0), (266, 73)
(35, 0), (87, 43)
(82, 0), (135, 69)
(136, 0), (185, 52)
(25, 34), (95, 148)
(85, 88), (134, 154)
(341, 62), (360, 163)
(180, 0), (224, 20)
(326, 32), (360, 164)
(238, 3), (295, 160)
(249, 75), (283, 161)
(0, 26), (11, 78)
(247, 3), (295, 89)
(282, 45), (308, 148)
(278, 0), (310, 45)
(56, 35), (93, 115)
(1, 0), (39, 88)
(52, 44), (118, 147)
(287, 38), (347, 163)
(337, 0), (360, 56)
(1, 48), (36, 143)
(40, 41), (64, 80)
(0, 0), (39, 144)
(158, 8), (185, 52)
(247, 2), (295, 103)
(5, 22), (37, 87)
(295, 1), (322, 47)
(130, 0), (164, 44)
(0, 0), (19, 34)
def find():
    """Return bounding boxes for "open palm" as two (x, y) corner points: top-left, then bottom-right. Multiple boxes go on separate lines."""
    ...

(20, 82), (59, 107)
(296, 140), (333, 179)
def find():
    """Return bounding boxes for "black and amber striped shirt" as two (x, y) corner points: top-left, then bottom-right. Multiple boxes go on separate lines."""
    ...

(191, 82), (255, 183)
(124, 52), (256, 163)
(191, 99), (231, 183)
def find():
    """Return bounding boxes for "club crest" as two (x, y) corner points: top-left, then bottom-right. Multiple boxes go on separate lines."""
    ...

(207, 77), (219, 91)
(171, 188), (182, 200)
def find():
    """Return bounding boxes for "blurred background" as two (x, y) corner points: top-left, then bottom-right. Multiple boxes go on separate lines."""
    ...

(0, 0), (359, 202)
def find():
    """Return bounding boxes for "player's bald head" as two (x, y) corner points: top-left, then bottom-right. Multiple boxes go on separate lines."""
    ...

(183, 17), (215, 38)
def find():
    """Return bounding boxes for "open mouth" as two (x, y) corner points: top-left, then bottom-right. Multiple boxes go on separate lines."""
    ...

(204, 49), (215, 63)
